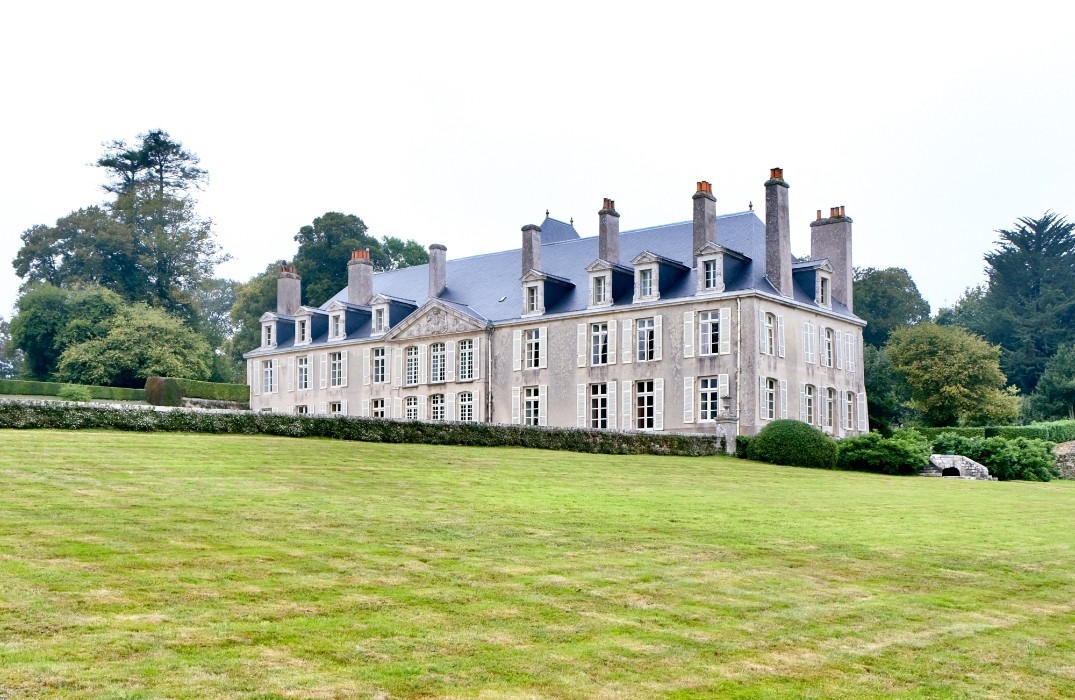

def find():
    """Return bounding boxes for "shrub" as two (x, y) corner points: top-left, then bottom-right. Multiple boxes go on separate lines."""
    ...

(734, 434), (754, 459)
(931, 432), (1059, 481)
(57, 385), (94, 402)
(837, 429), (931, 475)
(0, 378), (146, 401)
(747, 419), (837, 469)
(173, 378), (248, 402)
(916, 426), (985, 440)
(144, 377), (183, 407)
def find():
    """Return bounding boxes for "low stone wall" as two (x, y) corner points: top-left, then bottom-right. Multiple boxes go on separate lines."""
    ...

(1054, 442), (1075, 480)
(923, 454), (995, 481)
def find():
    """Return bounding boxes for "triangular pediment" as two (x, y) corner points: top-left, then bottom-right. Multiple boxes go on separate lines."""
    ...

(521, 269), (548, 283)
(385, 299), (488, 341)
(695, 241), (728, 256)
(631, 251), (660, 266)
(817, 261), (834, 273)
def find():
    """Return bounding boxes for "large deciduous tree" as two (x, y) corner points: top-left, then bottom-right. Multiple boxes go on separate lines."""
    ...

(853, 267), (930, 347)
(886, 323), (1019, 427)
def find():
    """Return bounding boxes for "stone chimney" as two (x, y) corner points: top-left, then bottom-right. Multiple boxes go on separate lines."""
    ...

(810, 205), (854, 311)
(692, 181), (717, 254)
(598, 198), (620, 263)
(764, 167), (793, 298)
(347, 249), (373, 305)
(521, 224), (542, 276)
(428, 243), (447, 298)
(277, 264), (301, 315)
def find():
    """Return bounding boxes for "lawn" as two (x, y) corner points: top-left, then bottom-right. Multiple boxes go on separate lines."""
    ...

(0, 430), (1073, 699)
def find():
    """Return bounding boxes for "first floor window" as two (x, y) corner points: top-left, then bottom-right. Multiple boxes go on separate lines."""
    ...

(458, 339), (475, 381)
(591, 322), (608, 365)
(459, 392), (475, 422)
(763, 314), (776, 355)
(329, 351), (345, 387)
(525, 329), (541, 369)
(823, 328), (835, 367)
(844, 392), (855, 431)
(430, 394), (445, 421)
(699, 377), (721, 421)
(524, 386), (540, 426)
(405, 396), (419, 420)
(700, 310), (720, 355)
(263, 359), (276, 393)
(430, 342), (446, 383)
(329, 401), (344, 416)
(763, 378), (777, 420)
(296, 355), (309, 390)
(372, 398), (386, 419)
(295, 404), (309, 415)
(635, 380), (655, 429)
(372, 347), (386, 383)
(590, 383), (608, 429)
(636, 318), (655, 361)
(405, 346), (419, 385)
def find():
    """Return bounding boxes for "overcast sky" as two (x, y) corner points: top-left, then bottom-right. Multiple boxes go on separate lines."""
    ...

(1, 1), (1072, 320)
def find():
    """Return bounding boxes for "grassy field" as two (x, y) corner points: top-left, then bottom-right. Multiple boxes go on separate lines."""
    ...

(0, 430), (1073, 699)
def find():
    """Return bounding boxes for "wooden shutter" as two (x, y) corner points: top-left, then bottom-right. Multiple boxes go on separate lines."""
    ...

(607, 319), (617, 364)
(654, 378), (664, 431)
(446, 341), (456, 382)
(341, 400), (348, 416)
(654, 315), (663, 361)
(473, 337), (481, 380)
(252, 361), (261, 395)
(512, 330), (522, 371)
(779, 379), (788, 419)
(286, 358), (294, 392)
(800, 383), (807, 421)
(857, 392), (868, 432)
(846, 334), (856, 373)
(393, 397), (402, 419)
(718, 374), (729, 403)
(446, 392), (456, 421)
(759, 376), (766, 420)
(392, 348), (402, 387)
(418, 344), (427, 384)
(319, 401), (327, 415)
(577, 324), (587, 368)
(362, 348), (371, 385)
(622, 380), (632, 429)
(777, 316), (785, 358)
(538, 385), (547, 426)
(418, 395), (427, 421)
(803, 323), (815, 364)
(577, 385), (586, 428)
(319, 353), (328, 389)
(719, 308), (731, 355)
(758, 310), (767, 353)
(683, 376), (695, 423)
(608, 381), (617, 429)
(683, 311), (695, 358)
(361, 399), (370, 417)
(621, 319), (633, 364)
(340, 351), (348, 387)
(538, 327), (548, 369)
(835, 331), (844, 369)
(511, 386), (521, 424)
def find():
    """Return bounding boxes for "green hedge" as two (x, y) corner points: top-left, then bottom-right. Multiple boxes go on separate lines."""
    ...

(931, 432), (1059, 481)
(0, 401), (726, 457)
(985, 421), (1075, 443)
(916, 426), (986, 440)
(837, 429), (931, 476)
(747, 419), (837, 469)
(0, 378), (146, 401)
(174, 378), (249, 402)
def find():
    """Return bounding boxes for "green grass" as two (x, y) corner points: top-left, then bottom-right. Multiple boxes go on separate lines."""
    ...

(1, 430), (1073, 699)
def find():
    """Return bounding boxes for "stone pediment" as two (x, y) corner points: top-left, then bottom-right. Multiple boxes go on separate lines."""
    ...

(385, 300), (488, 341)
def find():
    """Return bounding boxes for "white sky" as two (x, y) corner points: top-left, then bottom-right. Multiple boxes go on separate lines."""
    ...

(1, 1), (1072, 320)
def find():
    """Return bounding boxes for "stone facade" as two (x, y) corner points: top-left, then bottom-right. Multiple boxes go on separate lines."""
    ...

(1054, 441), (1075, 480)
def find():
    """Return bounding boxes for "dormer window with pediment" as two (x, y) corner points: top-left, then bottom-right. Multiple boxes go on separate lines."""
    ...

(295, 316), (311, 345)
(329, 311), (346, 341)
(262, 321), (276, 348)
(631, 252), (662, 303)
(524, 283), (542, 316)
(818, 272), (832, 308)
(694, 241), (727, 295)
(371, 304), (388, 335)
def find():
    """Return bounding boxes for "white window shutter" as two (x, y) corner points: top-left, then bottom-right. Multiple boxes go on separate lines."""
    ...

(418, 395), (427, 420)
(418, 344), (427, 384)
(777, 316), (785, 358)
(252, 361), (261, 395)
(319, 401), (327, 415)
(577, 384), (586, 428)
(577, 324), (587, 368)
(393, 397), (402, 419)
(361, 399), (370, 417)
(511, 386), (521, 424)
(446, 392), (456, 421)
(622, 380), (632, 430)
(538, 327), (548, 369)
(341, 351), (348, 387)
(758, 310), (767, 353)
(286, 358), (294, 392)
(246, 360), (252, 389)
(512, 330), (522, 371)
(759, 376), (766, 420)
(473, 337), (481, 379)
(803, 323), (814, 364)
(392, 348), (402, 387)
(683, 376), (694, 424)
(607, 319), (617, 364)
(446, 341), (456, 382)
(621, 320), (633, 364)
(683, 311), (695, 358)
(608, 381), (617, 429)
(857, 392), (868, 432)
(846, 334), (856, 373)
(835, 331), (844, 369)
(719, 307), (731, 355)
(341, 400), (348, 416)
(319, 353), (328, 389)
(362, 348), (371, 386)
(654, 315), (663, 361)
(654, 378), (664, 431)
(779, 379), (788, 419)
(800, 383), (807, 421)
(538, 385), (547, 426)
(718, 374), (729, 403)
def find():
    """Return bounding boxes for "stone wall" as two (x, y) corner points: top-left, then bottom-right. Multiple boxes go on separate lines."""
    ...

(923, 454), (995, 480)
(1054, 441), (1075, 480)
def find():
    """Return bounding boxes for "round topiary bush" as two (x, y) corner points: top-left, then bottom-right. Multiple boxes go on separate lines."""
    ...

(747, 419), (838, 469)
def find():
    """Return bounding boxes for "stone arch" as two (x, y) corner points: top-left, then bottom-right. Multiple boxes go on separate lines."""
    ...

(941, 466), (961, 477)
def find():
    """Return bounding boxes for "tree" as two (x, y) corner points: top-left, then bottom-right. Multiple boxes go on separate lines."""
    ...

(97, 128), (207, 197)
(1024, 344), (1075, 420)
(0, 315), (21, 379)
(863, 345), (913, 434)
(853, 267), (930, 347)
(56, 304), (212, 388)
(227, 262), (282, 368)
(886, 323), (1019, 427)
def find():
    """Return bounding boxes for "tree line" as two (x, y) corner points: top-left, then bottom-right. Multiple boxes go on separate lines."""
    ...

(0, 130), (427, 387)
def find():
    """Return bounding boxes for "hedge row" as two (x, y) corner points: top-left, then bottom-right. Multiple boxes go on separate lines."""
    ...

(0, 401), (726, 457)
(915, 421), (1075, 444)
(172, 378), (249, 402)
(916, 426), (985, 440)
(0, 378), (146, 401)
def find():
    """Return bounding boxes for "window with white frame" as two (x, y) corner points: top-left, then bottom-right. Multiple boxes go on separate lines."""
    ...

(702, 258), (721, 291)
(636, 318), (656, 361)
(329, 401), (344, 416)
(822, 328), (835, 367)
(458, 392), (475, 422)
(525, 285), (540, 314)
(699, 377), (721, 421)
(635, 379), (655, 429)
(405, 396), (419, 420)
(638, 267), (655, 299)
(804, 384), (816, 425)
(699, 311), (720, 355)
(590, 383), (608, 429)
(405, 346), (419, 386)
(430, 394), (445, 421)
(371, 398), (386, 419)
(844, 391), (855, 431)
(329, 351), (346, 387)
(762, 377), (777, 420)
(763, 313), (776, 355)
(296, 318), (310, 344)
(592, 274), (608, 306)
(430, 342), (446, 383)
(591, 322), (608, 366)
(523, 386), (540, 426)
(458, 339), (474, 381)
(372, 307), (387, 334)
(372, 347), (386, 383)
(825, 387), (836, 429)
(525, 329), (541, 369)
(263, 323), (274, 347)
(262, 359), (276, 393)
(296, 355), (309, 390)
(295, 405), (309, 415)
(330, 313), (344, 340)
(819, 275), (831, 307)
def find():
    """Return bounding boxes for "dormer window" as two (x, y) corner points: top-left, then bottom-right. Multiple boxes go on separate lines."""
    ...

(639, 269), (653, 297)
(372, 306), (388, 335)
(262, 323), (275, 348)
(592, 274), (608, 306)
(819, 275), (831, 307)
(296, 318), (310, 345)
(694, 242), (729, 295)
(521, 279), (544, 317)
(703, 259), (719, 290)
(526, 285), (539, 313)
(329, 312), (345, 340)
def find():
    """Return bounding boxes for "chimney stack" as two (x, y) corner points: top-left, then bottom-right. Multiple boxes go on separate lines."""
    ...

(598, 198), (620, 263)
(810, 205), (854, 311)
(692, 181), (717, 254)
(521, 224), (542, 277)
(277, 264), (301, 315)
(764, 168), (793, 298)
(347, 249), (373, 305)
(428, 243), (447, 298)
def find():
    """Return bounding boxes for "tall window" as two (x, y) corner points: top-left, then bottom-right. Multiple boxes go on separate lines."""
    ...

(458, 339), (474, 381)
(590, 383), (608, 429)
(405, 346), (419, 386)
(820, 276), (830, 306)
(458, 392), (475, 422)
(525, 329), (541, 369)
(591, 322), (608, 365)
(825, 387), (836, 429)
(372, 307), (386, 334)
(639, 268), (654, 298)
(592, 275), (607, 305)
(703, 259), (720, 290)
(636, 318), (655, 361)
(763, 378), (777, 420)
(430, 394), (445, 421)
(525, 285), (539, 314)
(844, 392), (855, 431)
(430, 342), (446, 383)
(330, 313), (344, 340)
(805, 384), (816, 425)
(263, 359), (276, 393)
(699, 377), (721, 421)
(372, 347), (386, 383)
(263, 324), (274, 347)
(822, 328), (835, 367)
(371, 398), (386, 419)
(296, 355), (309, 390)
(329, 351), (345, 387)
(297, 319), (309, 343)
(635, 380), (655, 429)
(700, 311), (720, 355)
(523, 386), (540, 426)
(763, 313), (776, 355)
(405, 396), (419, 420)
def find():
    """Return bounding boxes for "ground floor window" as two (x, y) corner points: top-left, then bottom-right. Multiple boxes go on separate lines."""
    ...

(328, 401), (344, 416)
(371, 398), (385, 419)
(295, 404), (308, 415)
(405, 396), (419, 420)
(699, 377), (721, 421)
(430, 394), (445, 421)
(844, 391), (855, 431)
(635, 380), (654, 430)
(459, 392), (475, 422)
(590, 383), (608, 429)
(763, 378), (776, 420)
(524, 386), (540, 426)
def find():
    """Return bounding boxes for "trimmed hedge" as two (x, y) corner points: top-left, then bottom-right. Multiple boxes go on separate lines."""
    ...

(916, 426), (985, 440)
(0, 378), (146, 401)
(174, 378), (249, 402)
(0, 400), (726, 458)
(985, 421), (1075, 443)
(747, 419), (837, 469)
